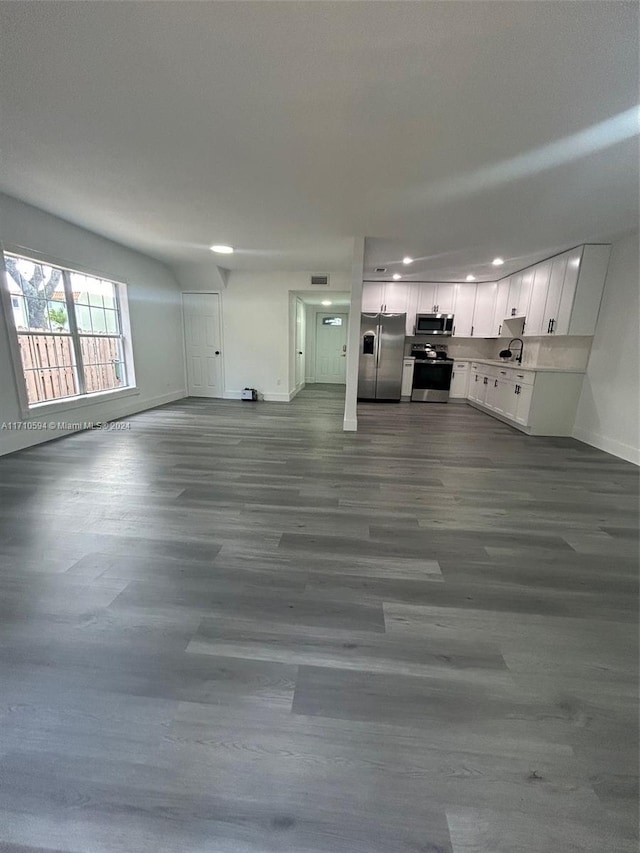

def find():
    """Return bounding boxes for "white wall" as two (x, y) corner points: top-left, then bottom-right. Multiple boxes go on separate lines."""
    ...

(175, 267), (350, 401)
(573, 231), (639, 464)
(0, 193), (186, 456)
(344, 238), (364, 431)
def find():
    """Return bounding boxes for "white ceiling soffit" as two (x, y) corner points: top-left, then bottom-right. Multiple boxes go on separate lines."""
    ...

(0, 1), (637, 277)
(293, 291), (351, 307)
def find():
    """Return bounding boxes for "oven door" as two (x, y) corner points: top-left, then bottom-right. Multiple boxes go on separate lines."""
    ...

(411, 361), (453, 402)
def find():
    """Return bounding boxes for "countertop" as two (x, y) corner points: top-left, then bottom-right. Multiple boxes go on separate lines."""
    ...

(453, 358), (586, 374)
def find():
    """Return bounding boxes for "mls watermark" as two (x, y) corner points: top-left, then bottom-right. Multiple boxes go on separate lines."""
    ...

(1, 421), (131, 431)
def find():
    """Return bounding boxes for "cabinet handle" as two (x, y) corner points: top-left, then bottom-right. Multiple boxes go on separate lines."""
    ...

(522, 321), (526, 333)
(475, 375), (479, 382)
(498, 324), (502, 336)
(511, 307), (516, 316)
(471, 325), (474, 336)
(547, 319), (551, 334)
(453, 325), (456, 335)
(452, 371), (455, 378)
(483, 377), (488, 385)
(550, 319), (555, 333)
(494, 379), (498, 387)
(500, 370), (506, 375)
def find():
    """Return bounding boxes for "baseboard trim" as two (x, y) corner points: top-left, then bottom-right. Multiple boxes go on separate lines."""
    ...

(224, 390), (291, 402)
(264, 392), (291, 403)
(289, 381), (306, 401)
(572, 427), (640, 466)
(0, 388), (188, 458)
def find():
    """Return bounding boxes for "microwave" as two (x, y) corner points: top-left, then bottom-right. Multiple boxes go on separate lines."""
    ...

(415, 313), (454, 336)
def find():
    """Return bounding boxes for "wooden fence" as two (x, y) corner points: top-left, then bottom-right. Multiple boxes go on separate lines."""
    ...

(18, 334), (123, 404)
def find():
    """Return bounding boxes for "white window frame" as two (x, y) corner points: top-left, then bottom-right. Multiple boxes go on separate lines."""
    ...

(0, 243), (138, 418)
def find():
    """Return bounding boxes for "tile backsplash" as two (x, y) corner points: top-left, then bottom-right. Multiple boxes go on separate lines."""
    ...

(404, 335), (593, 370)
(493, 335), (593, 369)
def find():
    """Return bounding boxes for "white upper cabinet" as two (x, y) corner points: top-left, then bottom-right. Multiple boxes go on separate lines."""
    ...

(383, 282), (417, 334)
(362, 243), (610, 342)
(416, 283), (438, 313)
(555, 245), (610, 336)
(506, 272), (522, 318)
(524, 260), (552, 336)
(518, 269), (535, 318)
(433, 283), (456, 314)
(416, 283), (455, 314)
(382, 282), (414, 314)
(362, 282), (416, 334)
(492, 278), (511, 336)
(472, 282), (497, 337)
(506, 270), (534, 318)
(362, 283), (385, 312)
(515, 243), (609, 337)
(541, 252), (570, 336)
(452, 284), (476, 336)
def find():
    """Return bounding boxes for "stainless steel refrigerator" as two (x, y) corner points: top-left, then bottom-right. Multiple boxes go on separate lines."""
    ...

(357, 312), (406, 401)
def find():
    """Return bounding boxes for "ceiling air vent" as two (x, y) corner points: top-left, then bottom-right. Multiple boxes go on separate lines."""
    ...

(375, 267), (387, 273)
(310, 274), (330, 286)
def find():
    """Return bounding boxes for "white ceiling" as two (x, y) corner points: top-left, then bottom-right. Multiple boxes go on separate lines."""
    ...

(0, 2), (637, 280)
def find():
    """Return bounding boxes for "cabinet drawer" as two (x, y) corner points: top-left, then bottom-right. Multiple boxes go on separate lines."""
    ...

(512, 370), (535, 386)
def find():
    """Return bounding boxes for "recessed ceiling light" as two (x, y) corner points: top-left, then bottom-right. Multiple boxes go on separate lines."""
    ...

(210, 244), (234, 254)
(492, 257), (504, 266)
(321, 300), (332, 306)
(466, 275), (476, 281)
(392, 273), (402, 280)
(402, 257), (413, 265)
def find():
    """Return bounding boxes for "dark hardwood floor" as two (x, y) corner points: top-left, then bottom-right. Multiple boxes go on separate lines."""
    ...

(0, 385), (637, 852)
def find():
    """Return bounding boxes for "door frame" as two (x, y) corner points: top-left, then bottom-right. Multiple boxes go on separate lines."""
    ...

(313, 309), (349, 384)
(181, 291), (225, 398)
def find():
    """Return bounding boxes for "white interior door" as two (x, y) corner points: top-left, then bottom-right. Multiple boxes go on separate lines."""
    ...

(182, 293), (223, 397)
(315, 312), (348, 383)
(295, 298), (305, 389)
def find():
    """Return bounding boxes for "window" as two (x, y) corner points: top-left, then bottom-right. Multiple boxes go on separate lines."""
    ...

(2, 252), (135, 408)
(322, 316), (343, 326)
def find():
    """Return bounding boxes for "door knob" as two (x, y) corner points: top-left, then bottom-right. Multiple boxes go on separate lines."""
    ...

(298, 351), (303, 355)
(215, 350), (220, 355)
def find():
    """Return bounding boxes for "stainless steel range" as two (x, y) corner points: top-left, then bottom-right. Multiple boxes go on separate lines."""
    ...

(410, 343), (454, 403)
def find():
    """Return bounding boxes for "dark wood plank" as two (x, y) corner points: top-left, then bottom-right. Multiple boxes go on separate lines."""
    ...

(0, 387), (636, 852)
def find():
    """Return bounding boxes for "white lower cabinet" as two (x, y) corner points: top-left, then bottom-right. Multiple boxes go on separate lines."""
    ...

(464, 361), (584, 435)
(514, 382), (534, 426)
(401, 358), (414, 398)
(467, 364), (484, 403)
(449, 361), (469, 398)
(499, 379), (517, 420)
